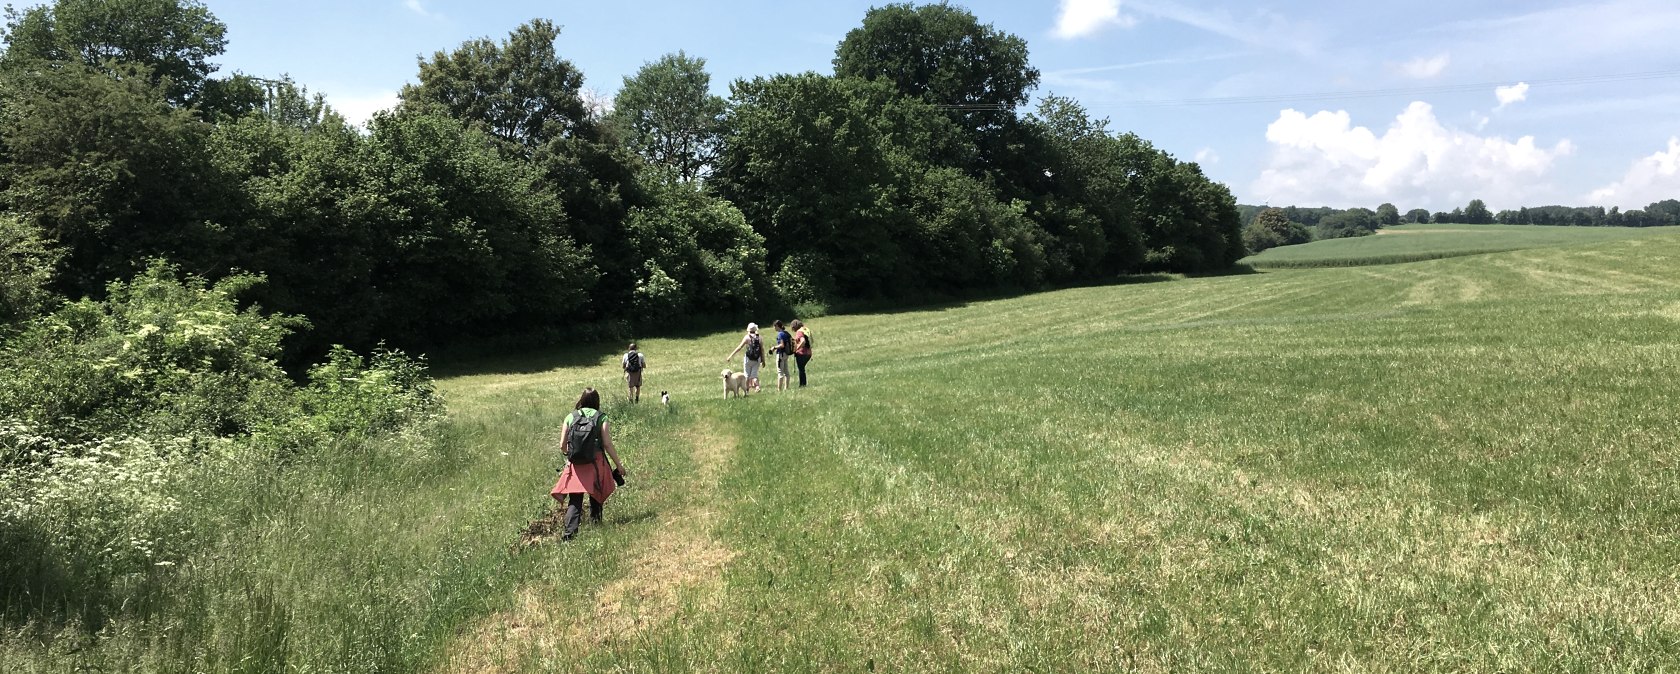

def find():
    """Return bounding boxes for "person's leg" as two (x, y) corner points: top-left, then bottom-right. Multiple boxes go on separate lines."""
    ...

(563, 493), (585, 540)
(589, 497), (603, 523)
(796, 354), (810, 387)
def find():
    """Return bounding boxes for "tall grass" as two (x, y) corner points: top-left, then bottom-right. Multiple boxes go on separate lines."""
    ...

(8, 233), (1680, 671)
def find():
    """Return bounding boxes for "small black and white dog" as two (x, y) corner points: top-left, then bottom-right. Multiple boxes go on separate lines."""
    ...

(660, 390), (670, 406)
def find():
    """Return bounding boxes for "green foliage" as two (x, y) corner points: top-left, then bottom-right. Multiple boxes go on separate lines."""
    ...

(1315, 208), (1380, 240)
(0, 0), (228, 105)
(1376, 202), (1400, 226)
(401, 19), (643, 315)
(716, 72), (908, 298)
(1463, 198), (1494, 224)
(1242, 207), (1311, 254)
(0, 262), (301, 446)
(0, 262), (440, 628)
(833, 2), (1037, 174)
(287, 346), (440, 447)
(401, 19), (587, 153)
(609, 51), (725, 182)
(1404, 208), (1431, 224)
(0, 61), (235, 295)
(906, 166), (1046, 288)
(0, 213), (60, 324)
(624, 174), (769, 322)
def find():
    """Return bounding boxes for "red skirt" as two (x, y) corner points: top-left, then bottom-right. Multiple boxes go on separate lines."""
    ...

(551, 454), (616, 503)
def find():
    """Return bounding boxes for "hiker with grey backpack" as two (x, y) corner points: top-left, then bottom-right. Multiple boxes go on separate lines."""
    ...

(549, 388), (629, 541)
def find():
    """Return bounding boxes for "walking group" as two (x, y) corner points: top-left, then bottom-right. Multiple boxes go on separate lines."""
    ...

(723, 319), (812, 396)
(546, 318), (814, 541)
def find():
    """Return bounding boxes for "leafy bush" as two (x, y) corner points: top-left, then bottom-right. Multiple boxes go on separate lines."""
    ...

(0, 262), (440, 625)
(0, 215), (61, 326)
(0, 262), (302, 447)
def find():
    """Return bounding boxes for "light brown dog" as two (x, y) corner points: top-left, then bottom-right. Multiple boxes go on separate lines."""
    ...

(721, 369), (749, 399)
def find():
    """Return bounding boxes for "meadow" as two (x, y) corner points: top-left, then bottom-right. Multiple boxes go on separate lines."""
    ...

(6, 230), (1680, 672)
(1241, 223), (1680, 268)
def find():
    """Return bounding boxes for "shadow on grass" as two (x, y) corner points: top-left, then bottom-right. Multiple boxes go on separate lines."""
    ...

(1185, 264), (1261, 277)
(430, 271), (1190, 376)
(838, 272), (1181, 317)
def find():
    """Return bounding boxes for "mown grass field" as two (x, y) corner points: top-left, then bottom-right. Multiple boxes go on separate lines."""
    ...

(1242, 223), (1680, 268)
(7, 231), (1680, 672)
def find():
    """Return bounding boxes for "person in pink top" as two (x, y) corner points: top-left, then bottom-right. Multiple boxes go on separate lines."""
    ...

(550, 388), (629, 541)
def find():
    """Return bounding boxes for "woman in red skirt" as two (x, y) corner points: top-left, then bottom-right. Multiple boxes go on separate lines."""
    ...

(550, 388), (629, 540)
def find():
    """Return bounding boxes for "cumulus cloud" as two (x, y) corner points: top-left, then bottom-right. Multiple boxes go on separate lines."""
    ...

(1397, 53), (1450, 79)
(1588, 137), (1680, 208)
(1251, 101), (1574, 209)
(1494, 82), (1529, 111)
(1194, 147), (1220, 165)
(1053, 0), (1136, 39)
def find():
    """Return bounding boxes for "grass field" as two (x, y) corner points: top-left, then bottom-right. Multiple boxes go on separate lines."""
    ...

(6, 232), (1680, 672)
(1241, 223), (1680, 268)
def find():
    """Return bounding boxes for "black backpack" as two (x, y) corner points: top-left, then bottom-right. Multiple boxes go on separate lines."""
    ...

(623, 351), (643, 373)
(565, 410), (603, 464)
(745, 335), (763, 361)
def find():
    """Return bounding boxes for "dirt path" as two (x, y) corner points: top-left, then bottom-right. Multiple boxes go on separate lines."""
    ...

(441, 421), (739, 673)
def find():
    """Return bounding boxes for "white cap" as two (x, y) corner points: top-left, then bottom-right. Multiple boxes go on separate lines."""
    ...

(747, 322), (759, 333)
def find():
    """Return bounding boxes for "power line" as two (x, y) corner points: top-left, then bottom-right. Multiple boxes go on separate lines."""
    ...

(1083, 68), (1680, 109)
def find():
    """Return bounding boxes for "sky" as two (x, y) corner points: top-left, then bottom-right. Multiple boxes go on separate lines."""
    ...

(205, 0), (1680, 211)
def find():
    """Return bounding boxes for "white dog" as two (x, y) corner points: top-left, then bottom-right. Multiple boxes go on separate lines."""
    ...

(721, 369), (749, 399)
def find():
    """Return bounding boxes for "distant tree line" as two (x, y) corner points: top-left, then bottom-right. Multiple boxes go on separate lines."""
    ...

(1239, 196), (1680, 254)
(0, 0), (1244, 361)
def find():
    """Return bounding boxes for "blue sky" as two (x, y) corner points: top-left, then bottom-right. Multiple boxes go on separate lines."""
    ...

(206, 0), (1680, 211)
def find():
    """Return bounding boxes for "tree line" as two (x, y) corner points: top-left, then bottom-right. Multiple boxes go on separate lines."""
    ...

(1239, 197), (1680, 254)
(0, 0), (1244, 361)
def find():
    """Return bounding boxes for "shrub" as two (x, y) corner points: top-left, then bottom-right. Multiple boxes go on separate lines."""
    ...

(0, 262), (303, 448)
(0, 215), (61, 327)
(0, 262), (441, 626)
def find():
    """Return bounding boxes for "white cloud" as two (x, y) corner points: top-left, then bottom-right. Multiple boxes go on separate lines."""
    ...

(1588, 137), (1680, 208)
(1396, 53), (1450, 79)
(1252, 101), (1574, 210)
(403, 0), (436, 18)
(324, 90), (400, 128)
(1494, 82), (1529, 111)
(1053, 0), (1136, 39)
(1127, 0), (1318, 55)
(1194, 147), (1220, 165)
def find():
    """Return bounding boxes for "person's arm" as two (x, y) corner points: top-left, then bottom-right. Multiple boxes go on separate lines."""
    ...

(725, 335), (747, 362)
(602, 421), (627, 477)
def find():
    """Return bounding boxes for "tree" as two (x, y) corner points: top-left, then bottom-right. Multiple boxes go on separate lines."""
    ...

(401, 19), (588, 154)
(1243, 207), (1310, 253)
(0, 62), (235, 295)
(1316, 209), (1379, 239)
(622, 174), (770, 322)
(1376, 202), (1400, 226)
(1463, 199), (1493, 224)
(1404, 208), (1430, 223)
(833, 3), (1037, 174)
(610, 51), (725, 182)
(401, 19), (643, 313)
(715, 73), (909, 299)
(1, 0), (228, 106)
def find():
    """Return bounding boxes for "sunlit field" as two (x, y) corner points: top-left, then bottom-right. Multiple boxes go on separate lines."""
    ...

(1242, 223), (1680, 268)
(7, 233), (1680, 672)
